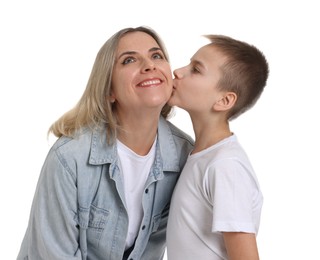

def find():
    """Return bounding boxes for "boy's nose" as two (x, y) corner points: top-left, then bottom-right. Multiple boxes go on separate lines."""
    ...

(173, 68), (183, 79)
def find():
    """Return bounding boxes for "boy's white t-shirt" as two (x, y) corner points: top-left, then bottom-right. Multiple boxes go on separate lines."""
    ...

(117, 138), (156, 250)
(167, 134), (263, 260)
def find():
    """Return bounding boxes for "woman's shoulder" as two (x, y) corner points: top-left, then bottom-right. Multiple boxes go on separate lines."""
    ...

(53, 127), (92, 149)
(160, 117), (194, 145)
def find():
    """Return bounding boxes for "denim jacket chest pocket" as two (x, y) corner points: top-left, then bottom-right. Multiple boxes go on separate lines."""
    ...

(151, 213), (163, 232)
(77, 204), (110, 249)
(88, 205), (110, 248)
(149, 171), (179, 232)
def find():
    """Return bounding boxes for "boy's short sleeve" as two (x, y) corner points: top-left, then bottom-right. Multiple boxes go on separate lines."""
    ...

(203, 158), (261, 234)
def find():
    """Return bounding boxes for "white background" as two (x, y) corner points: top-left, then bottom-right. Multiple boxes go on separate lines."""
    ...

(1, 0), (320, 259)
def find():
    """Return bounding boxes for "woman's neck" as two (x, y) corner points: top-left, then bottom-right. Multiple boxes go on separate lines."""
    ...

(117, 114), (159, 156)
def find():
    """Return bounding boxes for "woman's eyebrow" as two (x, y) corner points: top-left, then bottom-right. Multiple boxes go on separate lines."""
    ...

(118, 51), (136, 60)
(118, 47), (162, 60)
(149, 47), (162, 52)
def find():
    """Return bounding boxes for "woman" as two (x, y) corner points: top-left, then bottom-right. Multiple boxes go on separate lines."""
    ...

(17, 26), (194, 260)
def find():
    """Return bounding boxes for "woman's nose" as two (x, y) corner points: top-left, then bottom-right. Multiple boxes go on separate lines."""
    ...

(142, 59), (156, 72)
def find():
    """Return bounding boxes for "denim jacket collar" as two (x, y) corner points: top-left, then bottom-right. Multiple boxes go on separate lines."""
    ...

(88, 116), (180, 171)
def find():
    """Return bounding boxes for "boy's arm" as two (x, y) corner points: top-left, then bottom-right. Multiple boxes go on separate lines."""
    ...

(223, 232), (259, 260)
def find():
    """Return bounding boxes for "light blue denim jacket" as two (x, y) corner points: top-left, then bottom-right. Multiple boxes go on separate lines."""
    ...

(17, 117), (194, 260)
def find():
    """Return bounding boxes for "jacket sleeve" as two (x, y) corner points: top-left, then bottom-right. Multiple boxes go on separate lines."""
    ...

(17, 148), (82, 260)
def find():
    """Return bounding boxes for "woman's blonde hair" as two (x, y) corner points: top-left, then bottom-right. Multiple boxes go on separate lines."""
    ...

(49, 26), (172, 142)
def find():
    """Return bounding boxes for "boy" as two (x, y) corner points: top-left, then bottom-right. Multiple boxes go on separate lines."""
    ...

(166, 35), (269, 260)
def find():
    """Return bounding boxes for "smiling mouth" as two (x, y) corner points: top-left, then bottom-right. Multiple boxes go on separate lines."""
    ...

(138, 79), (162, 87)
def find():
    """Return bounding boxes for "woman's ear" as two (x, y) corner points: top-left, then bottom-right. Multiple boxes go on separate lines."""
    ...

(107, 93), (116, 103)
(213, 92), (237, 111)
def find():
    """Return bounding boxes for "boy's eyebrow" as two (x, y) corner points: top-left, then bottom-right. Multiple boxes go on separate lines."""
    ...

(191, 59), (205, 68)
(118, 47), (162, 60)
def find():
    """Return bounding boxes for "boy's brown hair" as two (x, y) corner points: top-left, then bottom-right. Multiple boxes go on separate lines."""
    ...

(205, 35), (269, 120)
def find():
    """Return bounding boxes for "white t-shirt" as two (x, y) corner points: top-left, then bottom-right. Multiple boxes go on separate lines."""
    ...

(167, 135), (263, 260)
(117, 138), (156, 250)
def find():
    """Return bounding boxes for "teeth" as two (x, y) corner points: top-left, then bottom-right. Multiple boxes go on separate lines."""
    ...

(140, 79), (160, 87)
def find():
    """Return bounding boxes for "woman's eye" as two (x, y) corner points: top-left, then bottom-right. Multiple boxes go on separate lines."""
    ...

(152, 52), (164, 60)
(122, 57), (135, 65)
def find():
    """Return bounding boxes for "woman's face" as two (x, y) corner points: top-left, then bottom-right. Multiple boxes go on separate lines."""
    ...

(111, 31), (172, 117)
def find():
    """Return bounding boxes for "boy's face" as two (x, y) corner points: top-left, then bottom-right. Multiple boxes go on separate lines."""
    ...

(168, 45), (227, 114)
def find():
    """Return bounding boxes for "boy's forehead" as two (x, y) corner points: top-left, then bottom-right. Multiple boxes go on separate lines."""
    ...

(191, 44), (227, 67)
(192, 45), (225, 63)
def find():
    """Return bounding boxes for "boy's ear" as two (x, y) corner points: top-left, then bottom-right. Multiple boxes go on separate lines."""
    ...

(213, 92), (237, 111)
